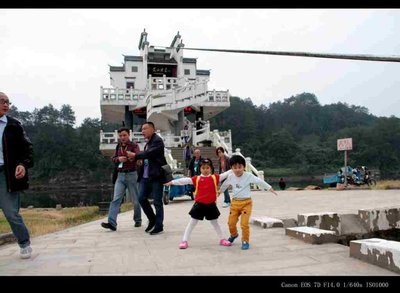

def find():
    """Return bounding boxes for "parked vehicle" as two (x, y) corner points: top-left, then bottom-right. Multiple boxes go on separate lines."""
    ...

(162, 172), (194, 205)
(323, 166), (377, 187)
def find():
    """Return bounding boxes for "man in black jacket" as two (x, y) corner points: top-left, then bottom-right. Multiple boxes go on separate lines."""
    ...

(132, 122), (167, 235)
(0, 92), (34, 259)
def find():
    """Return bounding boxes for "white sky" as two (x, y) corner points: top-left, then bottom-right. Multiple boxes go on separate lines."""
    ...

(1, 9), (400, 126)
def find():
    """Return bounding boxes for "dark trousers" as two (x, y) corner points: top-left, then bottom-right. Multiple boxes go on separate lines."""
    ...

(139, 178), (164, 230)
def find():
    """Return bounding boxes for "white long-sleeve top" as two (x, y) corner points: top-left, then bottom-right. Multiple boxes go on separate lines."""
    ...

(170, 170), (232, 185)
(220, 172), (272, 200)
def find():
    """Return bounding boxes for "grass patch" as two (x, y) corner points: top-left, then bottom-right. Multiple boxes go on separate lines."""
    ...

(0, 203), (133, 237)
(374, 180), (400, 190)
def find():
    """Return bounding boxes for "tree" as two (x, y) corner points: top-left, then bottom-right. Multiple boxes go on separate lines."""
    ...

(59, 104), (76, 127)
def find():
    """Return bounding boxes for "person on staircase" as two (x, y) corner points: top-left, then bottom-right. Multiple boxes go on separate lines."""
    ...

(183, 144), (192, 169)
(187, 148), (202, 198)
(216, 147), (231, 208)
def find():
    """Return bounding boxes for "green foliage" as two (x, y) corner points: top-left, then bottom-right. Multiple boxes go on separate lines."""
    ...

(212, 92), (399, 179)
(10, 105), (112, 183)
(9, 92), (400, 183)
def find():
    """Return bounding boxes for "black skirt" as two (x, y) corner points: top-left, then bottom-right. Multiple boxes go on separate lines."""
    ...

(189, 202), (220, 220)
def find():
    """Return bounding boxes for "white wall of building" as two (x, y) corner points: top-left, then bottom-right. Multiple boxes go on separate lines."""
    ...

(182, 63), (197, 79)
(110, 71), (126, 88)
(197, 75), (210, 83)
(125, 61), (147, 89)
(110, 61), (147, 90)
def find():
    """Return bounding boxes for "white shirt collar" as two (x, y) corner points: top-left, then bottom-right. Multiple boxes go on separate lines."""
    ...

(0, 115), (8, 123)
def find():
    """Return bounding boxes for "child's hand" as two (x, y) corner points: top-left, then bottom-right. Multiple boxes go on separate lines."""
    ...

(217, 189), (221, 197)
(270, 188), (278, 196)
(164, 181), (173, 186)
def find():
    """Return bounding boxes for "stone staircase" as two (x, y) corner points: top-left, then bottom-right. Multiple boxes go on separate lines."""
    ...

(281, 207), (400, 273)
(285, 212), (341, 244)
(169, 146), (219, 174)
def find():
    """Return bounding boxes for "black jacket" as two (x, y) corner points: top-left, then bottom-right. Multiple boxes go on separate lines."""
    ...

(188, 156), (202, 177)
(2, 116), (33, 192)
(136, 133), (167, 182)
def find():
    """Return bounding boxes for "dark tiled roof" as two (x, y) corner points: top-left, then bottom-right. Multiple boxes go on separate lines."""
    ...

(183, 58), (197, 64)
(196, 70), (210, 76)
(109, 66), (125, 72)
(148, 52), (177, 64)
(124, 56), (143, 62)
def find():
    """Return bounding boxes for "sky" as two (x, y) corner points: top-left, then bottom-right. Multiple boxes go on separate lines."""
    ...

(1, 9), (400, 126)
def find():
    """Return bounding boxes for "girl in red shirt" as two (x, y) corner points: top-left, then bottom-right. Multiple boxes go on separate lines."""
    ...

(164, 158), (232, 249)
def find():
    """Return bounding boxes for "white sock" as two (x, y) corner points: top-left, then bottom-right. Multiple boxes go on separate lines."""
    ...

(182, 218), (198, 242)
(210, 219), (224, 239)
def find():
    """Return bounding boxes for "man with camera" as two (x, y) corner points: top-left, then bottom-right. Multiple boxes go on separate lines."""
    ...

(101, 127), (141, 231)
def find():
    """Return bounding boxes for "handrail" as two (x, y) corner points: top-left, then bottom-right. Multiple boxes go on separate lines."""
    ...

(211, 130), (232, 154)
(164, 148), (178, 170)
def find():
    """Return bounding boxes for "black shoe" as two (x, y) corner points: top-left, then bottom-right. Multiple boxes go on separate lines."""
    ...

(145, 221), (155, 233)
(134, 222), (141, 227)
(101, 222), (116, 231)
(150, 227), (164, 235)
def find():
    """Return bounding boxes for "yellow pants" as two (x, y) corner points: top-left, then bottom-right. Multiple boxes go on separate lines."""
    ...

(228, 198), (252, 243)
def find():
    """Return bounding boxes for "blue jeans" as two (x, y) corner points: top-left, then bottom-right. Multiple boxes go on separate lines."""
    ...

(139, 178), (164, 230)
(108, 171), (141, 227)
(0, 172), (30, 248)
(221, 179), (231, 204)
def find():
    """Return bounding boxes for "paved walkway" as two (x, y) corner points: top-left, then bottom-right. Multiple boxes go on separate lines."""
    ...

(0, 189), (399, 275)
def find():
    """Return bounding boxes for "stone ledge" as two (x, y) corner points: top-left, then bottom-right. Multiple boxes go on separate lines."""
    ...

(286, 226), (338, 244)
(251, 216), (284, 228)
(358, 207), (400, 232)
(350, 238), (400, 273)
(298, 212), (341, 235)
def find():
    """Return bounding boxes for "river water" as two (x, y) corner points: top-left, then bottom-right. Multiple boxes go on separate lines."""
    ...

(21, 187), (114, 208)
(20, 179), (325, 208)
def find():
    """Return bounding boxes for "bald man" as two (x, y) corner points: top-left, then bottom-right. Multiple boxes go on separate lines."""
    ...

(0, 92), (34, 259)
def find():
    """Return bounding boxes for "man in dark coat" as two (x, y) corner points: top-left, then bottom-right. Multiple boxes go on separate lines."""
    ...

(0, 92), (34, 259)
(132, 122), (167, 235)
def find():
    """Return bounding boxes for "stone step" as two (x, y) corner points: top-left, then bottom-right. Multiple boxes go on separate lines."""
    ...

(358, 207), (400, 232)
(285, 226), (338, 244)
(169, 146), (220, 173)
(251, 216), (284, 228)
(298, 212), (341, 235)
(350, 238), (400, 273)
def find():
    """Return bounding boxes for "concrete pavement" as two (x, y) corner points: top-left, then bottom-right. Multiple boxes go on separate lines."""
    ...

(0, 189), (399, 275)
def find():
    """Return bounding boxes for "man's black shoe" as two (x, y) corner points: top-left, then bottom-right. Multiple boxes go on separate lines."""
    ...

(150, 228), (164, 235)
(101, 222), (116, 231)
(134, 222), (142, 227)
(145, 221), (155, 232)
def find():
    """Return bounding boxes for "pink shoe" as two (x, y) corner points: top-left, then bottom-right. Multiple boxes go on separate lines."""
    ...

(219, 239), (232, 246)
(179, 241), (188, 249)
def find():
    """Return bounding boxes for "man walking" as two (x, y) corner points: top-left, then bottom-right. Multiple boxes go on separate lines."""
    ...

(101, 127), (141, 231)
(131, 122), (167, 235)
(0, 92), (34, 259)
